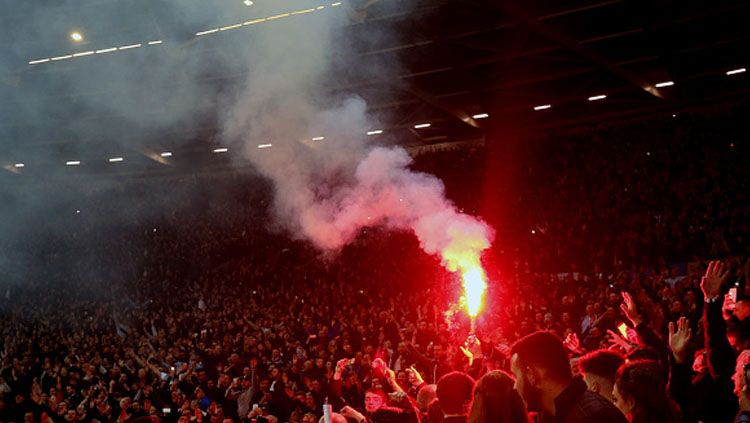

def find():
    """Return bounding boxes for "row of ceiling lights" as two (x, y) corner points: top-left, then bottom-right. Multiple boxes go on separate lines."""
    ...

(11, 148), (224, 170)
(6, 112), (493, 170)
(10, 66), (745, 169)
(530, 69), (745, 111)
(6, 119), (471, 169)
(27, 1), (343, 66)
(15, 70), (748, 170)
(8, 65), (746, 171)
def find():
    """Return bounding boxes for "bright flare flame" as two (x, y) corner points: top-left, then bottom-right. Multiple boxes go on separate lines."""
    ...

(462, 266), (487, 318)
(440, 222), (490, 319)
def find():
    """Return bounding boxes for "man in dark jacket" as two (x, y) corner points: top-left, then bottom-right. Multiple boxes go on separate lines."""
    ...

(510, 331), (627, 423)
(700, 260), (740, 422)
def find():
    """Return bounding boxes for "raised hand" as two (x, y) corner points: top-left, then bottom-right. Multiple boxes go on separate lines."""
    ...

(406, 366), (423, 386)
(464, 335), (483, 358)
(459, 345), (474, 365)
(606, 329), (636, 353)
(334, 358), (350, 380)
(371, 358), (387, 373)
(340, 406), (365, 422)
(563, 333), (584, 355)
(620, 292), (643, 326)
(702, 260), (729, 300)
(668, 317), (692, 363)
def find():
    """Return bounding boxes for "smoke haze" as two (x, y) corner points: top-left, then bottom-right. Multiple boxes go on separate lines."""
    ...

(0, 0), (492, 289)
(220, 1), (493, 268)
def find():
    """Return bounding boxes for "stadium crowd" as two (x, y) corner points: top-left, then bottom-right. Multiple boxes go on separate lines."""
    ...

(1, 108), (749, 423)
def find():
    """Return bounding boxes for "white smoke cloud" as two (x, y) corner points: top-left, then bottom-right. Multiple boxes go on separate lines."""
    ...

(221, 2), (493, 269)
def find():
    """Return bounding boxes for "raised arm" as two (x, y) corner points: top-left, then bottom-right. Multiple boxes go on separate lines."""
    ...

(700, 260), (735, 378)
(667, 317), (695, 421)
(621, 292), (670, 365)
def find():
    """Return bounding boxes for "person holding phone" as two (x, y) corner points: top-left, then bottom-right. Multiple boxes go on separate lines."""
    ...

(701, 260), (741, 421)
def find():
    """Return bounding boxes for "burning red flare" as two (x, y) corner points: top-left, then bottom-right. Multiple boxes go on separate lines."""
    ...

(440, 225), (490, 321)
(462, 266), (487, 318)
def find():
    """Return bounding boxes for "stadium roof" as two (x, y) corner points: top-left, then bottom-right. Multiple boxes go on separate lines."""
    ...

(1, 0), (748, 176)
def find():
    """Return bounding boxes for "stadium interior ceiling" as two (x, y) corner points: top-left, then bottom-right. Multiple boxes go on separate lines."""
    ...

(1, 0), (748, 180)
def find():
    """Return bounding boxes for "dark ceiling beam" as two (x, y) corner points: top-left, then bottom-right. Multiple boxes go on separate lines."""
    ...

(395, 82), (481, 128)
(358, 0), (625, 58)
(338, 28), (647, 92)
(367, 55), (655, 111)
(8, 1), (748, 141)
(650, 1), (750, 30)
(10, 26), (744, 131)
(21, 21), (741, 138)
(349, 0), (388, 23)
(534, 0), (625, 21)
(530, 86), (750, 132)
(357, 0), (747, 67)
(493, 2), (665, 99)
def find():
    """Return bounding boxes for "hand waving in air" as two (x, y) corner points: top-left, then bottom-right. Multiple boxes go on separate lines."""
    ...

(563, 333), (584, 355)
(668, 317), (692, 363)
(606, 329), (636, 353)
(620, 292), (643, 326)
(701, 260), (730, 300)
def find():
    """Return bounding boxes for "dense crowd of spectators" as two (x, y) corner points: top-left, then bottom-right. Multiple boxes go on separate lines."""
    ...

(1, 108), (749, 422)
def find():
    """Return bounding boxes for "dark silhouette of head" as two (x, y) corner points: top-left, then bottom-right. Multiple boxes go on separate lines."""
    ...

(578, 349), (624, 402)
(436, 371), (475, 416)
(613, 360), (679, 423)
(510, 331), (573, 412)
(427, 399), (444, 423)
(468, 371), (528, 423)
(370, 406), (419, 423)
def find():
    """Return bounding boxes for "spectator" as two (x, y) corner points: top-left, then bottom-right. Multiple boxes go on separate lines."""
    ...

(577, 350), (624, 403)
(436, 372), (475, 423)
(699, 260), (740, 422)
(1, 109), (749, 423)
(510, 331), (627, 423)
(467, 370), (528, 423)
(364, 388), (388, 414)
(613, 360), (680, 423)
(415, 384), (436, 414)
